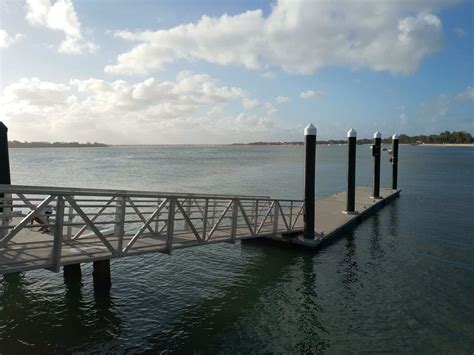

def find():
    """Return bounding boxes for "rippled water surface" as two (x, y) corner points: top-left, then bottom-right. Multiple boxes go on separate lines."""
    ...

(1, 145), (473, 353)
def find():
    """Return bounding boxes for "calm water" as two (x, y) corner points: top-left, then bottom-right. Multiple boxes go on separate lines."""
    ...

(1, 145), (473, 353)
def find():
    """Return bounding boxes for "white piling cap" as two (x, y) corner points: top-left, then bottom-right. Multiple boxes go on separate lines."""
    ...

(304, 123), (317, 136)
(373, 131), (382, 138)
(347, 128), (357, 138)
(392, 133), (399, 140)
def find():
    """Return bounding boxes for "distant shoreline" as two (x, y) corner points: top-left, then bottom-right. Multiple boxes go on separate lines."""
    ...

(9, 143), (474, 148)
(9, 141), (108, 148)
(414, 143), (474, 147)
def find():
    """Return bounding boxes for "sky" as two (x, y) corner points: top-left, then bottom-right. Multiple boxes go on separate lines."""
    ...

(0, 0), (473, 144)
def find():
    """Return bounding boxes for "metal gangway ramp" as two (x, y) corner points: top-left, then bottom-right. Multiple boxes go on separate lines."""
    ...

(0, 185), (304, 274)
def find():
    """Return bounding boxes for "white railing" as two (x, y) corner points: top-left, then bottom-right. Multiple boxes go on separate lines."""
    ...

(0, 185), (304, 272)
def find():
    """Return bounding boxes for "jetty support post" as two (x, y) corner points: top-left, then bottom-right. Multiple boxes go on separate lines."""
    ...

(0, 122), (11, 239)
(64, 264), (82, 284)
(344, 128), (357, 214)
(93, 259), (111, 293)
(304, 123), (317, 239)
(371, 131), (382, 199)
(391, 133), (399, 190)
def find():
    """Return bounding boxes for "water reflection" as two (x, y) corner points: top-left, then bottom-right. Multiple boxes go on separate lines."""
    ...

(369, 214), (384, 261)
(295, 254), (328, 353)
(139, 242), (318, 353)
(338, 231), (359, 298)
(387, 200), (400, 239)
(0, 269), (121, 353)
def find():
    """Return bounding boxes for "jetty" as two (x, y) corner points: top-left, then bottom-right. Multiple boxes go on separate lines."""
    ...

(0, 122), (401, 290)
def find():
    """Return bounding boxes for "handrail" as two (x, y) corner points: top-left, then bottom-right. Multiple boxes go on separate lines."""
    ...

(0, 184), (271, 200)
(0, 184), (302, 202)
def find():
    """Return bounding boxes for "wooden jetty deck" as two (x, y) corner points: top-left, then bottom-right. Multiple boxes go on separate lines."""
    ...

(0, 185), (399, 275)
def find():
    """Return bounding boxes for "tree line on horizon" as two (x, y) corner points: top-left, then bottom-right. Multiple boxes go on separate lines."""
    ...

(8, 140), (108, 148)
(233, 131), (473, 145)
(386, 131), (472, 144)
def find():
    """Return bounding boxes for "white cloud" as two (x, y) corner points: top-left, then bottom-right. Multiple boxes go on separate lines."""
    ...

(0, 72), (280, 144)
(106, 0), (450, 76)
(300, 90), (323, 99)
(260, 71), (276, 79)
(0, 29), (24, 48)
(25, 0), (97, 54)
(453, 27), (466, 37)
(456, 87), (474, 101)
(242, 98), (260, 109)
(419, 94), (450, 123)
(264, 102), (277, 115)
(275, 96), (290, 104)
(399, 113), (408, 126)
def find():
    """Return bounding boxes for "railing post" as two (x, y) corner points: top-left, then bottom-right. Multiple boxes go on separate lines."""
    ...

(253, 199), (259, 233)
(230, 199), (238, 243)
(65, 195), (74, 240)
(272, 201), (279, 236)
(202, 198), (209, 241)
(52, 196), (65, 273)
(211, 199), (217, 227)
(289, 201), (293, 230)
(184, 198), (192, 231)
(344, 128), (358, 214)
(371, 131), (382, 199)
(165, 199), (175, 254)
(391, 133), (399, 190)
(304, 123), (317, 239)
(115, 196), (126, 255)
(154, 197), (160, 233)
(0, 122), (11, 239)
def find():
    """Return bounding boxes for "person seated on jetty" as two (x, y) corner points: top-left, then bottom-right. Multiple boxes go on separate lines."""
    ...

(31, 206), (54, 233)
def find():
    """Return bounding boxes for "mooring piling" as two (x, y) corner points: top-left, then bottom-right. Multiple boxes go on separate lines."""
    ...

(304, 123), (317, 239)
(344, 128), (357, 214)
(371, 131), (382, 199)
(0, 122), (11, 238)
(391, 133), (399, 190)
(64, 264), (82, 284)
(93, 259), (112, 292)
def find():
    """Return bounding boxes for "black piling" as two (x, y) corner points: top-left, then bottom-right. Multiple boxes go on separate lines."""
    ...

(371, 131), (382, 199)
(391, 134), (399, 190)
(0, 122), (11, 215)
(344, 128), (357, 214)
(64, 263), (82, 284)
(303, 124), (317, 239)
(93, 259), (111, 293)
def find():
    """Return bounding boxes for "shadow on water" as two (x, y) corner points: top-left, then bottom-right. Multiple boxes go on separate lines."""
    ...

(0, 271), (121, 353)
(140, 242), (329, 353)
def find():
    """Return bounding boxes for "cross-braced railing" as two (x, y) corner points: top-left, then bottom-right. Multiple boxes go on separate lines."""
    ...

(0, 185), (304, 272)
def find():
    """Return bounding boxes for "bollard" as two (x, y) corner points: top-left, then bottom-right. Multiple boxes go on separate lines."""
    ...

(371, 131), (382, 199)
(344, 128), (357, 214)
(391, 133), (399, 190)
(304, 123), (317, 239)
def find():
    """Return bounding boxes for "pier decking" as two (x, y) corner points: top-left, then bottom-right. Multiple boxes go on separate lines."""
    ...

(0, 185), (399, 275)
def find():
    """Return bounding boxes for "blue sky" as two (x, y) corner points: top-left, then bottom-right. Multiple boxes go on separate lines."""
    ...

(0, 0), (473, 144)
